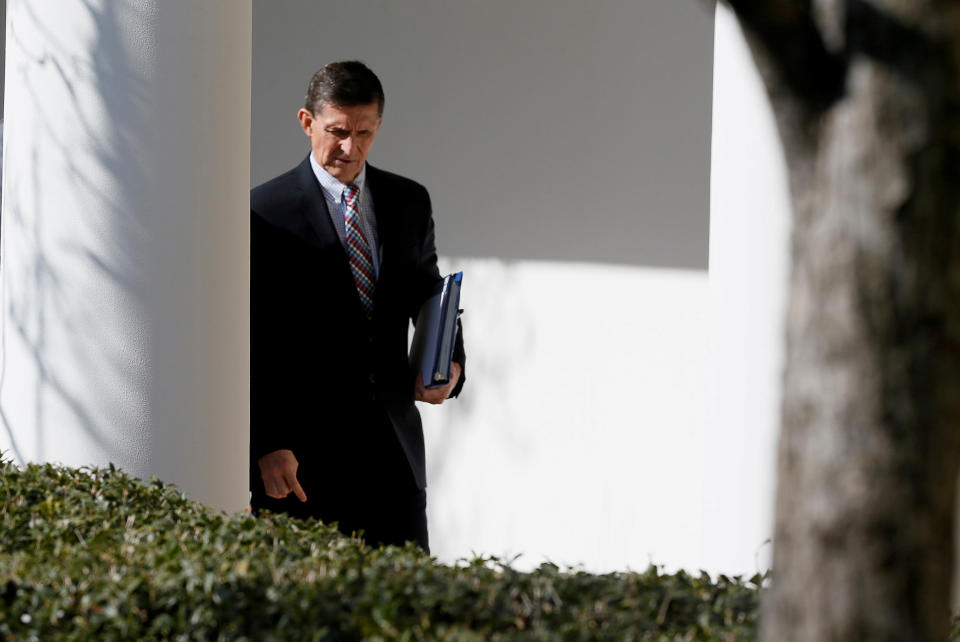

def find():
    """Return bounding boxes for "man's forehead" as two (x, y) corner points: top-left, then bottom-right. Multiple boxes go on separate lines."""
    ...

(318, 103), (380, 126)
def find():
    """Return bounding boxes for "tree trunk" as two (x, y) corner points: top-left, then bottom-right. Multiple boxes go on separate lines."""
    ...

(724, 1), (960, 639)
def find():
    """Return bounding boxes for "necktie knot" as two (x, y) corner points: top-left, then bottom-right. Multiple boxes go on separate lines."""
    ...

(345, 183), (360, 209)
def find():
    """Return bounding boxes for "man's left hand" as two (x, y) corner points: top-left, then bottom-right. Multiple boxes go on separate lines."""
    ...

(415, 361), (461, 404)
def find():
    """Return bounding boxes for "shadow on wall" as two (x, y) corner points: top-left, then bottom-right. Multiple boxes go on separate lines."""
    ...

(424, 258), (538, 489)
(1, 1), (154, 463)
(251, 0), (715, 271)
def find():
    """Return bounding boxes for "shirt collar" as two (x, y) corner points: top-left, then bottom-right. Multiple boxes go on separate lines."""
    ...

(309, 152), (366, 203)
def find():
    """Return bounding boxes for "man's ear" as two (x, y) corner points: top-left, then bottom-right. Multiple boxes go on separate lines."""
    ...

(297, 108), (314, 136)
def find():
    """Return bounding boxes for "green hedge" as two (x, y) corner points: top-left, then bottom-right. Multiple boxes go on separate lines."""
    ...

(0, 458), (765, 640)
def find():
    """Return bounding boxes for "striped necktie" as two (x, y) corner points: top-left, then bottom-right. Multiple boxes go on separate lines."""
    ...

(344, 183), (375, 319)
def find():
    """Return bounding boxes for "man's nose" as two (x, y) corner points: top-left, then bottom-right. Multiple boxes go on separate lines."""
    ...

(340, 137), (355, 156)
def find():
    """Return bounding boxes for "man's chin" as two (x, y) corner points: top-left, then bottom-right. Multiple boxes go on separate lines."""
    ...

(327, 163), (359, 183)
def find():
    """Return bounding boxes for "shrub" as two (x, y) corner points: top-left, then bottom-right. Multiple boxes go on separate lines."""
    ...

(0, 459), (764, 640)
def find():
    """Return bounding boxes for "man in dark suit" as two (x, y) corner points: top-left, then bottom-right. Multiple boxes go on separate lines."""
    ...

(250, 61), (464, 553)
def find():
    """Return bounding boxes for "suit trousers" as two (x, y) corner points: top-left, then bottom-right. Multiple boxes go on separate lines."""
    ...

(252, 398), (429, 553)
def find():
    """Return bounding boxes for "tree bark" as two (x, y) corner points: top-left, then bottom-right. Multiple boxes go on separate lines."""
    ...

(724, 1), (960, 639)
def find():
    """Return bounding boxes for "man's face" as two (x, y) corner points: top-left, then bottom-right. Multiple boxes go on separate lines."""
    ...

(298, 102), (381, 184)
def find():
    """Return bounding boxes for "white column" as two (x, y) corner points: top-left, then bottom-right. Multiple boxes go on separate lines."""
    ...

(0, 0), (251, 511)
(703, 3), (790, 574)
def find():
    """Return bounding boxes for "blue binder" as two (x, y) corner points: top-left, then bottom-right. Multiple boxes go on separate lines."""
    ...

(410, 272), (462, 388)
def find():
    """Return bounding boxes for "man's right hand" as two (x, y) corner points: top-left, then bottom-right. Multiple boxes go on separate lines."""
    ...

(258, 449), (308, 502)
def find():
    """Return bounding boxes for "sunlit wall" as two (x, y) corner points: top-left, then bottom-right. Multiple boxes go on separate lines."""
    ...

(0, 0), (251, 512)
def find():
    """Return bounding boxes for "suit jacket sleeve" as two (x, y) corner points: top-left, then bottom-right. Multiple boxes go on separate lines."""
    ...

(415, 188), (466, 398)
(250, 209), (302, 461)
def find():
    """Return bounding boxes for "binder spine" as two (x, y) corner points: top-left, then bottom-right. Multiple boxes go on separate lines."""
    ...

(432, 279), (452, 381)
(432, 274), (462, 384)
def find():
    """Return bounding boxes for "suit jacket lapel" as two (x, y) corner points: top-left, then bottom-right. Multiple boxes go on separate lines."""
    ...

(366, 164), (398, 278)
(294, 155), (344, 253)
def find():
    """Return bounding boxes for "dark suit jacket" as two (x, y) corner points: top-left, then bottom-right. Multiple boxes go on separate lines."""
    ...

(250, 156), (465, 498)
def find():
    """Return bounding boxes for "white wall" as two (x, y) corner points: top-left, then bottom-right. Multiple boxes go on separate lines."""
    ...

(252, 0), (713, 270)
(421, 4), (791, 575)
(424, 258), (710, 571)
(0, 1), (252, 511)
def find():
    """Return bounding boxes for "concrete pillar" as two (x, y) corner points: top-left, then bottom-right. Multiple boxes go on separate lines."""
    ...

(0, 0), (251, 511)
(703, 2), (790, 573)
